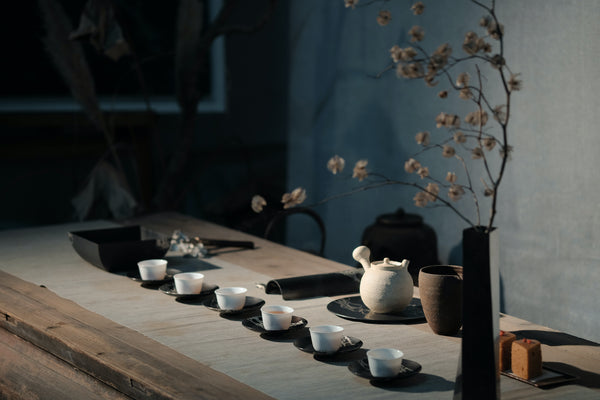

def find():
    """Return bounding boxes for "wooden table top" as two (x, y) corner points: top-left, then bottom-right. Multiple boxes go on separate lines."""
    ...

(0, 212), (598, 399)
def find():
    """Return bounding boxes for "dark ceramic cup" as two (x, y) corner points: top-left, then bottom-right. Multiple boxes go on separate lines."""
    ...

(418, 265), (463, 336)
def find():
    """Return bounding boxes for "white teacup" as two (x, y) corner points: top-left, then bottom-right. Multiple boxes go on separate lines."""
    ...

(137, 259), (167, 281)
(309, 325), (344, 354)
(367, 348), (404, 378)
(173, 272), (204, 294)
(215, 287), (248, 310)
(261, 305), (294, 331)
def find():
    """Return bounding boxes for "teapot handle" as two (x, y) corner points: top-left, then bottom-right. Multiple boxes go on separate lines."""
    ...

(352, 246), (371, 270)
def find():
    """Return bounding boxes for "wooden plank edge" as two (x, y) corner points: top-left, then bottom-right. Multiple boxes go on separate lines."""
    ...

(0, 328), (133, 400)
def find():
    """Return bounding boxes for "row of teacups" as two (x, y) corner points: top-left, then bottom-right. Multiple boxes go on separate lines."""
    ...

(138, 259), (405, 378)
(262, 306), (405, 377)
(308, 321), (405, 377)
(138, 259), (246, 309)
(137, 259), (250, 311)
(138, 259), (207, 295)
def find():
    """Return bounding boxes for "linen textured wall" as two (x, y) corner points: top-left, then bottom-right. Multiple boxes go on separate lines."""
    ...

(286, 0), (600, 343)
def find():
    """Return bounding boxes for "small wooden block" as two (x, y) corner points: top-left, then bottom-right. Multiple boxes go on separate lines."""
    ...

(511, 338), (542, 380)
(499, 330), (516, 371)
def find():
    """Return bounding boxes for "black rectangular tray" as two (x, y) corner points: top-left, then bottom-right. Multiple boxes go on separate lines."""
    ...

(501, 363), (578, 388)
(68, 225), (169, 273)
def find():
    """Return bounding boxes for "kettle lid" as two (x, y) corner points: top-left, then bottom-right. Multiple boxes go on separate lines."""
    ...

(376, 208), (423, 227)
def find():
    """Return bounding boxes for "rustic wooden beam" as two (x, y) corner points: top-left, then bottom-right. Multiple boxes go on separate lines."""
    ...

(0, 328), (133, 400)
(0, 270), (273, 400)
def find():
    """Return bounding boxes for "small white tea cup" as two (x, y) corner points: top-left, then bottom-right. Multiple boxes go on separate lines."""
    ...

(215, 287), (248, 310)
(261, 305), (294, 331)
(367, 348), (404, 378)
(309, 325), (344, 354)
(137, 259), (167, 281)
(173, 272), (204, 294)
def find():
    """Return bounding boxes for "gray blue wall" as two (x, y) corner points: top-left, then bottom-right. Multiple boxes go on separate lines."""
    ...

(286, 1), (600, 343)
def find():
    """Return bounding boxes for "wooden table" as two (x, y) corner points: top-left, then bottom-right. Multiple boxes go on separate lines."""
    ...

(1, 212), (599, 399)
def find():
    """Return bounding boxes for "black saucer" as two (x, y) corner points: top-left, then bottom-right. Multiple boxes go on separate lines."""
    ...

(293, 335), (363, 356)
(158, 282), (218, 299)
(327, 296), (425, 323)
(127, 271), (173, 285)
(242, 315), (307, 335)
(203, 296), (265, 314)
(348, 357), (422, 381)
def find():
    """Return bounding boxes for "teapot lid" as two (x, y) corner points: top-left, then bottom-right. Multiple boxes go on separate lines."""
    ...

(371, 257), (410, 270)
(376, 208), (423, 227)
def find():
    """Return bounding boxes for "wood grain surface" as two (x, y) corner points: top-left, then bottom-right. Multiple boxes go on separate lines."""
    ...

(0, 328), (131, 400)
(0, 212), (598, 400)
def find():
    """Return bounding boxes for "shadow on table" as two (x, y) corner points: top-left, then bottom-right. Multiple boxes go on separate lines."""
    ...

(369, 372), (455, 391)
(164, 256), (222, 273)
(542, 362), (600, 390)
(512, 330), (600, 390)
(314, 347), (454, 392)
(218, 309), (262, 320)
(203, 247), (257, 257)
(258, 327), (310, 342)
(174, 294), (214, 305)
(313, 348), (367, 364)
(512, 330), (599, 347)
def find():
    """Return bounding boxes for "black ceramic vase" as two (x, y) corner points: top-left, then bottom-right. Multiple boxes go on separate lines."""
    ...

(419, 265), (463, 336)
(455, 227), (500, 400)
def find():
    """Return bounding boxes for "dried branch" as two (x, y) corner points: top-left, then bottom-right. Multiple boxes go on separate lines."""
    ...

(154, 0), (279, 210)
(251, 0), (518, 235)
(38, 0), (127, 184)
(108, 0), (152, 111)
(175, 0), (205, 111)
(473, 66), (495, 186)
(306, 176), (475, 227)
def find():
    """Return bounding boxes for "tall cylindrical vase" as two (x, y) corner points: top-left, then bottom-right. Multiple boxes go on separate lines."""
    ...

(455, 227), (500, 400)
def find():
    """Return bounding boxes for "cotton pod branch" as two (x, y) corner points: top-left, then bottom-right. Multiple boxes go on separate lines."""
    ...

(378, 0), (518, 232)
(251, 0), (520, 234)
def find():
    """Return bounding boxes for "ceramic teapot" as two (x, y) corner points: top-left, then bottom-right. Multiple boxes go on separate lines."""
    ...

(361, 208), (439, 286)
(353, 245), (413, 314)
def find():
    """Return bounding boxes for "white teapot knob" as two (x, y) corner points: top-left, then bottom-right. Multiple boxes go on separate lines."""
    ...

(352, 245), (371, 270)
